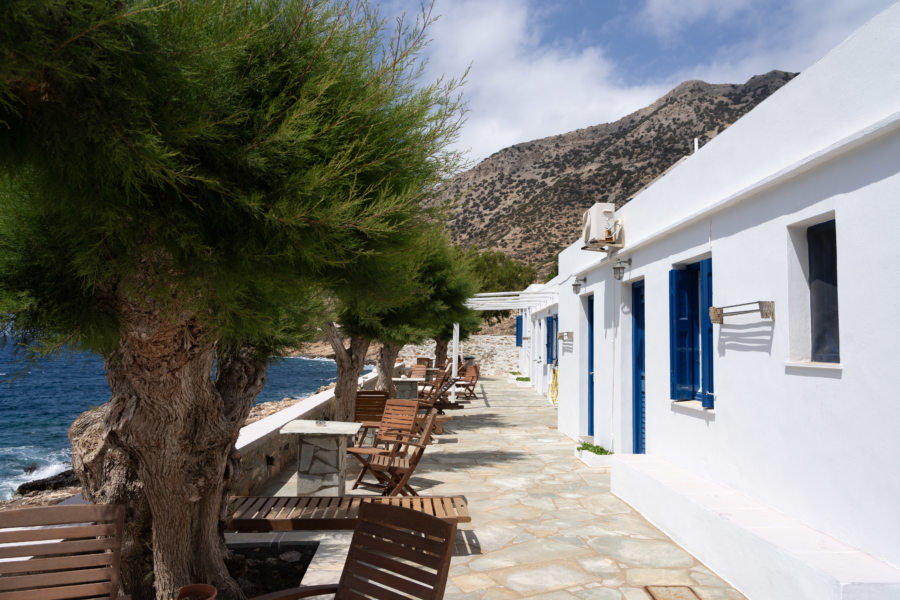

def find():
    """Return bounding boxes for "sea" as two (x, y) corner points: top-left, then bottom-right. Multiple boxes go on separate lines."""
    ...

(0, 345), (366, 500)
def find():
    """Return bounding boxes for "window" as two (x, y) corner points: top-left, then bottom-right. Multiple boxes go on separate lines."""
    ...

(545, 315), (558, 364)
(808, 220), (839, 362)
(515, 315), (523, 347)
(669, 258), (714, 408)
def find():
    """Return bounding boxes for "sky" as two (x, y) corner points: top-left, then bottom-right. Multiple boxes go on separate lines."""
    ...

(381, 0), (896, 166)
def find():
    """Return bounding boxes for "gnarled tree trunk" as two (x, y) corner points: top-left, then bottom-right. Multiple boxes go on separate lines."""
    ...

(327, 322), (370, 422)
(376, 342), (402, 398)
(70, 404), (153, 600)
(434, 338), (449, 369)
(73, 282), (267, 600)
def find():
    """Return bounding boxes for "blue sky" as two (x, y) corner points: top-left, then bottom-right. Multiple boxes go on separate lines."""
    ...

(382, 0), (896, 165)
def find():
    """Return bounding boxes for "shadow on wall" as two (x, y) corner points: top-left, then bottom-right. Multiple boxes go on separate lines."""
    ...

(716, 321), (774, 355)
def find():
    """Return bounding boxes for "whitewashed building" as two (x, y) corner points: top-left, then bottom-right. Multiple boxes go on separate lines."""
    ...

(515, 5), (900, 599)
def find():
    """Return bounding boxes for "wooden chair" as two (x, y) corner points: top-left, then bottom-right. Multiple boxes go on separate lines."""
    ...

(352, 390), (390, 445)
(454, 364), (480, 401)
(415, 357), (432, 367)
(348, 399), (419, 491)
(356, 409), (438, 496)
(408, 364), (428, 379)
(251, 502), (456, 600)
(0, 504), (126, 600)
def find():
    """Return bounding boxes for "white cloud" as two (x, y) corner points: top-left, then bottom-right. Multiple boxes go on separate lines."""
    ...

(382, 0), (895, 167)
(638, 0), (755, 39)
(641, 0), (896, 85)
(388, 0), (667, 165)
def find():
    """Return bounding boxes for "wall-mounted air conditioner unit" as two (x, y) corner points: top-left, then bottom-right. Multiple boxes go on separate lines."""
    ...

(581, 202), (624, 252)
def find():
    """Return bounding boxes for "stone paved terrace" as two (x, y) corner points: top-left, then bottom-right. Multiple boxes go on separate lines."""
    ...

(242, 377), (747, 599)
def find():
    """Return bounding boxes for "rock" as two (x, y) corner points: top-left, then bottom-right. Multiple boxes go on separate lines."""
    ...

(279, 551), (303, 563)
(16, 469), (80, 495)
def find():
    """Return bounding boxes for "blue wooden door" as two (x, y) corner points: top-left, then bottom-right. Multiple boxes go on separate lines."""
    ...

(587, 295), (595, 437)
(632, 281), (646, 454)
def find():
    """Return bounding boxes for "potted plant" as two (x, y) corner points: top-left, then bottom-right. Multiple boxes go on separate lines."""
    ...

(574, 441), (615, 467)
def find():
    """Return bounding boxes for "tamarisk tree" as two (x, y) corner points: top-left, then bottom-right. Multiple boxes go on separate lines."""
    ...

(370, 234), (478, 396)
(0, 1), (464, 599)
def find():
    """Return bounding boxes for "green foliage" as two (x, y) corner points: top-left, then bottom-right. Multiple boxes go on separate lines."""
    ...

(461, 247), (536, 325)
(546, 261), (559, 281)
(0, 0), (466, 357)
(576, 442), (613, 455)
(515, 376), (530, 381)
(338, 230), (479, 348)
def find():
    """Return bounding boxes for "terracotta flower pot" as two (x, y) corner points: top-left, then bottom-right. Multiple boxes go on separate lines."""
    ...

(175, 583), (217, 600)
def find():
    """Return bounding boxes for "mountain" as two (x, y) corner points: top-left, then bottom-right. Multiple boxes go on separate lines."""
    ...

(436, 70), (798, 268)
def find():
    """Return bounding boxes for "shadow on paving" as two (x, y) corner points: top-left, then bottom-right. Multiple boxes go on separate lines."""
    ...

(438, 413), (509, 431)
(416, 449), (530, 471)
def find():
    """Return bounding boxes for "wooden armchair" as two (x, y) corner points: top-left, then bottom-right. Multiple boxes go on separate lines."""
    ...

(0, 504), (126, 600)
(355, 409), (438, 496)
(348, 399), (419, 491)
(454, 364), (480, 401)
(251, 502), (456, 600)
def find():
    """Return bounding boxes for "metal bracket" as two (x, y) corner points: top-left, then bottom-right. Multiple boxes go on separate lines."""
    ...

(709, 301), (775, 324)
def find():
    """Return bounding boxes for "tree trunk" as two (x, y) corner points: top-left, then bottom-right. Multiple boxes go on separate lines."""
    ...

(376, 342), (402, 398)
(77, 286), (267, 600)
(434, 338), (449, 369)
(70, 404), (153, 600)
(327, 322), (370, 422)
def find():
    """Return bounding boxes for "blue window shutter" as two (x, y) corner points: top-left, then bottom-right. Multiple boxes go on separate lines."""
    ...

(515, 315), (523, 347)
(553, 316), (559, 362)
(700, 258), (714, 408)
(549, 315), (558, 363)
(669, 269), (698, 400)
(545, 316), (551, 360)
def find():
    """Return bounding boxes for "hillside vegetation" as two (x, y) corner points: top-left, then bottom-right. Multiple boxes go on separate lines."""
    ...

(436, 70), (798, 269)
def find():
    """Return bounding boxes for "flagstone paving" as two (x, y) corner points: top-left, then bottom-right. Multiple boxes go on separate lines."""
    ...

(407, 377), (746, 600)
(250, 377), (747, 599)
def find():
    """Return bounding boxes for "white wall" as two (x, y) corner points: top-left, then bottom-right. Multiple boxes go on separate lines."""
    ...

(552, 4), (900, 569)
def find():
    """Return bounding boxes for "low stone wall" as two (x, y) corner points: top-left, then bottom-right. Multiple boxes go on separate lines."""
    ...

(232, 372), (377, 496)
(398, 335), (517, 376)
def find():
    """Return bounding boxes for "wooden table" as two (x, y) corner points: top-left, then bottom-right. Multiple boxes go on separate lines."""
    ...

(228, 495), (471, 531)
(280, 420), (362, 496)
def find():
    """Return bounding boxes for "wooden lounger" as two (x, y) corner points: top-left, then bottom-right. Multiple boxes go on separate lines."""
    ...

(228, 495), (470, 531)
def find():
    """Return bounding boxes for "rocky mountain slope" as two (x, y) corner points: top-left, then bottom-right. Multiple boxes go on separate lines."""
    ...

(436, 70), (797, 268)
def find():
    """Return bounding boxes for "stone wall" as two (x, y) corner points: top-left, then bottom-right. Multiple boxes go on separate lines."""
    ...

(398, 335), (517, 376)
(232, 372), (377, 496)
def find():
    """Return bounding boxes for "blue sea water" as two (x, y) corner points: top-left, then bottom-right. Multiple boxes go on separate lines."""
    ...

(0, 345), (361, 500)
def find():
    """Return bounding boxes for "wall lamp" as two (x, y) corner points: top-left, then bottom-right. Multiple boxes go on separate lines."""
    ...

(612, 258), (632, 281)
(572, 277), (587, 294)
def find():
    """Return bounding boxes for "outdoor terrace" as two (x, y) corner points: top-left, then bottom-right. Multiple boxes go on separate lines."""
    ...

(229, 377), (746, 599)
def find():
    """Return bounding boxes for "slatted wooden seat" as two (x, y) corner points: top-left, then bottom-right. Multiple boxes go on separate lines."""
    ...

(228, 495), (470, 531)
(250, 502), (456, 600)
(0, 504), (125, 600)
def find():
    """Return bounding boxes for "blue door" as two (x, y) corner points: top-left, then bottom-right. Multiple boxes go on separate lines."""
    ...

(632, 281), (646, 454)
(587, 295), (595, 437)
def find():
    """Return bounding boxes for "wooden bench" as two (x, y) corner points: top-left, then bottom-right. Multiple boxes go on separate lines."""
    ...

(228, 495), (470, 531)
(0, 504), (125, 600)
